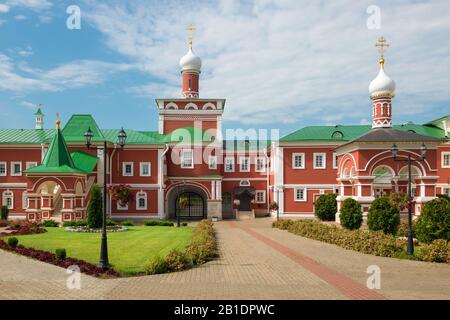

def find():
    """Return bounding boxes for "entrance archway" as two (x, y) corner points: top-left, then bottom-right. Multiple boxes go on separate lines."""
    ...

(167, 184), (208, 219)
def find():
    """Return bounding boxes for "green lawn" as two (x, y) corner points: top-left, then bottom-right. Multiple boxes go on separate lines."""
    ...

(8, 226), (192, 275)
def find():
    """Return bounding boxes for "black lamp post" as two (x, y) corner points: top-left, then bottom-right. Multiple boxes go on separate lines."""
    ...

(391, 143), (426, 256)
(84, 126), (127, 269)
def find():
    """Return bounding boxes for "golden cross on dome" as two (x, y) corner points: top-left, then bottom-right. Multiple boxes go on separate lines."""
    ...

(375, 36), (389, 66)
(186, 23), (195, 49)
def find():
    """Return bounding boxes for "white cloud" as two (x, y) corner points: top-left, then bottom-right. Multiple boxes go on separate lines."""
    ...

(84, 0), (450, 125)
(38, 15), (51, 23)
(0, 53), (134, 92)
(16, 45), (33, 57)
(14, 14), (27, 20)
(6, 0), (51, 10)
(0, 4), (10, 13)
(20, 100), (35, 109)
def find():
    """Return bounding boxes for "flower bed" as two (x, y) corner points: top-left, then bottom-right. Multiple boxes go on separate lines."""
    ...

(273, 219), (449, 263)
(0, 239), (119, 277)
(65, 225), (128, 233)
(0, 221), (47, 236)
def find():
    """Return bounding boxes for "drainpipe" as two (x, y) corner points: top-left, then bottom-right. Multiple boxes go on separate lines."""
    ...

(263, 147), (270, 213)
(160, 144), (170, 190)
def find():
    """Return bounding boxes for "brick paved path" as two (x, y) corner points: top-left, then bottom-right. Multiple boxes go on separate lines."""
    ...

(0, 218), (449, 300)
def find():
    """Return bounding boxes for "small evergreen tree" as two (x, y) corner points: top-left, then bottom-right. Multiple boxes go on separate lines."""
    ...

(88, 184), (103, 229)
(315, 193), (337, 221)
(339, 198), (362, 230)
(367, 197), (400, 235)
(1, 205), (8, 220)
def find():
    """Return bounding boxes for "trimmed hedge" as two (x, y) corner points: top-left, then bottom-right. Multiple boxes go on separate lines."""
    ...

(8, 237), (18, 248)
(416, 239), (450, 263)
(415, 197), (450, 243)
(55, 248), (67, 260)
(144, 220), (174, 227)
(367, 197), (400, 235)
(41, 220), (59, 228)
(273, 219), (403, 258)
(121, 221), (135, 226)
(339, 198), (363, 230)
(145, 219), (217, 275)
(315, 194), (337, 221)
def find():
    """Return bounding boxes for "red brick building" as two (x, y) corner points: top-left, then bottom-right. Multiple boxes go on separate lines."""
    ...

(0, 38), (449, 223)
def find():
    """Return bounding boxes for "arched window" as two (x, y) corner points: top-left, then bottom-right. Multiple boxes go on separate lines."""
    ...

(342, 168), (349, 179)
(136, 191), (147, 210)
(398, 166), (421, 181)
(373, 166), (394, 185)
(332, 131), (344, 139)
(2, 190), (14, 210)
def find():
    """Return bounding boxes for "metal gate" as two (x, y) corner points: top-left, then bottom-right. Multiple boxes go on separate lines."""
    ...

(222, 192), (234, 219)
(176, 192), (205, 218)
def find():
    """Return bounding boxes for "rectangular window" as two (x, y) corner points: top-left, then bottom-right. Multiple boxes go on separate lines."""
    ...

(255, 157), (265, 172)
(239, 157), (250, 172)
(11, 162), (22, 176)
(208, 156), (217, 170)
(442, 152), (450, 168)
(181, 149), (194, 168)
(333, 153), (338, 169)
(443, 188), (450, 196)
(313, 153), (326, 169)
(224, 157), (234, 172)
(255, 190), (266, 203)
(26, 162), (38, 170)
(140, 162), (151, 176)
(122, 162), (134, 176)
(0, 162), (6, 176)
(294, 188), (307, 201)
(292, 153), (305, 169)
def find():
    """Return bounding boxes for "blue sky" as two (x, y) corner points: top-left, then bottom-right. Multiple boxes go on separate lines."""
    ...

(0, 0), (449, 136)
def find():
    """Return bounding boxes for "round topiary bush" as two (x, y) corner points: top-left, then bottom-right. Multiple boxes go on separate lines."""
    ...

(55, 248), (67, 260)
(367, 197), (400, 235)
(415, 197), (450, 244)
(7, 237), (18, 248)
(339, 198), (362, 230)
(315, 193), (337, 221)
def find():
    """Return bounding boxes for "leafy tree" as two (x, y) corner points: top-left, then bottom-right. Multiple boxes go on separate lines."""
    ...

(367, 197), (400, 235)
(415, 197), (450, 243)
(339, 198), (362, 230)
(315, 193), (337, 221)
(87, 184), (103, 229)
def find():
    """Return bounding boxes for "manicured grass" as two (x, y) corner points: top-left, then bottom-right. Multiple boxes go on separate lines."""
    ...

(8, 226), (192, 275)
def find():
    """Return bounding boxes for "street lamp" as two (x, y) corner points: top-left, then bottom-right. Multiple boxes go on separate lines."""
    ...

(84, 126), (127, 269)
(391, 143), (426, 256)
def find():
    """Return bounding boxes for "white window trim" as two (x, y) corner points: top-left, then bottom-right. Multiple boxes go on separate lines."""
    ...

(239, 157), (250, 172)
(2, 190), (14, 210)
(255, 190), (266, 203)
(255, 157), (266, 172)
(26, 162), (38, 170)
(10, 161), (22, 176)
(333, 153), (338, 169)
(22, 191), (28, 209)
(208, 156), (217, 170)
(292, 153), (305, 169)
(294, 188), (307, 202)
(136, 192), (147, 210)
(0, 162), (6, 176)
(122, 162), (134, 176)
(313, 153), (327, 169)
(181, 149), (194, 169)
(224, 157), (235, 172)
(139, 162), (151, 176)
(442, 152), (450, 168)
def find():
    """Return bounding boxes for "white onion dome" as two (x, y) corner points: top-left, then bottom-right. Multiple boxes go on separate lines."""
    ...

(179, 48), (202, 72)
(369, 59), (396, 97)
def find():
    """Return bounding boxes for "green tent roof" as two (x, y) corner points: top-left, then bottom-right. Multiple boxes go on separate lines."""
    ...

(70, 151), (97, 173)
(34, 108), (43, 116)
(26, 128), (84, 174)
(62, 114), (105, 143)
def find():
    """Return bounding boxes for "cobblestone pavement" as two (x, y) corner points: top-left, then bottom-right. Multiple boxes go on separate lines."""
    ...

(0, 218), (449, 300)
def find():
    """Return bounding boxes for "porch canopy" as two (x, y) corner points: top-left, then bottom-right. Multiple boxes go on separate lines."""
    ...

(234, 186), (256, 196)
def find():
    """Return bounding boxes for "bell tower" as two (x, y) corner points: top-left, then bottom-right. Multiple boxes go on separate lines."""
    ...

(179, 24), (202, 98)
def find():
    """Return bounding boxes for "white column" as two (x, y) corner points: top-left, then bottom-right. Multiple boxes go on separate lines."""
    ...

(158, 189), (164, 219)
(216, 181), (222, 200)
(211, 181), (216, 200)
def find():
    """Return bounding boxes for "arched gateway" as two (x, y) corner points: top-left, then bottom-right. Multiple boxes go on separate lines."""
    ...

(166, 184), (208, 219)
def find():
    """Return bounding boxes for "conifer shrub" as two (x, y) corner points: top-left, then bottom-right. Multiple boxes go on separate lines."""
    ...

(87, 185), (103, 229)
(339, 198), (363, 230)
(315, 193), (337, 221)
(367, 197), (400, 235)
(415, 197), (450, 243)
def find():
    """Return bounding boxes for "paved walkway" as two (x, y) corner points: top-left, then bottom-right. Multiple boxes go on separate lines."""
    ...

(0, 218), (449, 300)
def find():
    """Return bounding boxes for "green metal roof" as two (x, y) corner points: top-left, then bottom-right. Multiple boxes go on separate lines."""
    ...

(280, 124), (446, 142)
(62, 114), (105, 143)
(223, 140), (270, 151)
(34, 108), (43, 116)
(71, 151), (97, 173)
(26, 128), (84, 174)
(163, 126), (214, 143)
(102, 129), (165, 145)
(0, 129), (55, 144)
